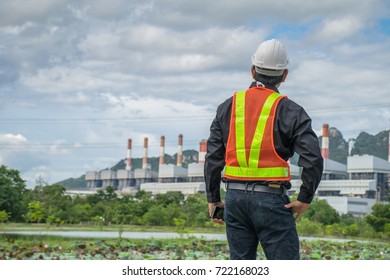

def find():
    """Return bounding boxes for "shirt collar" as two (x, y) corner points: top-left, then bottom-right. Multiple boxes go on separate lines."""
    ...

(249, 81), (279, 93)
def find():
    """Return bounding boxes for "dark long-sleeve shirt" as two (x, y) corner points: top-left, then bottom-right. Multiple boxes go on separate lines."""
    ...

(205, 82), (323, 204)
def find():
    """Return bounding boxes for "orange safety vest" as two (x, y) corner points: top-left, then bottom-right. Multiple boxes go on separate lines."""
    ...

(223, 87), (291, 181)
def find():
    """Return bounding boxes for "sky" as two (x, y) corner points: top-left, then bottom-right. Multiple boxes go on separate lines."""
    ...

(0, 0), (389, 188)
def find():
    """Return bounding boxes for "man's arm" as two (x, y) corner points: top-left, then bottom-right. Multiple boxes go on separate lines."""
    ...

(276, 99), (323, 204)
(288, 104), (323, 204)
(204, 110), (226, 203)
(293, 115), (323, 204)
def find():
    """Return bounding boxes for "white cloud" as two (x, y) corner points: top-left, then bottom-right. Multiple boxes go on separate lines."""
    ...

(139, 0), (383, 28)
(49, 140), (69, 155)
(20, 66), (120, 94)
(21, 165), (50, 188)
(0, 0), (68, 26)
(0, 133), (27, 143)
(0, 22), (35, 35)
(310, 15), (366, 43)
(1, 0), (389, 186)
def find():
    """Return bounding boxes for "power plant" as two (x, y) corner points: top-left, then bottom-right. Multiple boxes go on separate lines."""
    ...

(85, 134), (208, 194)
(83, 127), (390, 217)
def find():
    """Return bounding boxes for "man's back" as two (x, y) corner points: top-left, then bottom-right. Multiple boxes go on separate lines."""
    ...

(205, 39), (323, 260)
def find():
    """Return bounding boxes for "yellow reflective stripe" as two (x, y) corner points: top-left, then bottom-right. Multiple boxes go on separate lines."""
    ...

(248, 92), (281, 168)
(225, 165), (289, 178)
(235, 90), (248, 168)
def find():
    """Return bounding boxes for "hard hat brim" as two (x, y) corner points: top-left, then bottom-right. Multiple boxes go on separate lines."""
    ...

(254, 66), (285, 77)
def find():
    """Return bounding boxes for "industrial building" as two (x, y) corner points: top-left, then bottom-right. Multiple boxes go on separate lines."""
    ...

(306, 124), (389, 216)
(83, 124), (390, 216)
(84, 134), (198, 192)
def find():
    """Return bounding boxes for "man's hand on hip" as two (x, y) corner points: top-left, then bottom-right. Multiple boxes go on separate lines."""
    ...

(284, 200), (310, 222)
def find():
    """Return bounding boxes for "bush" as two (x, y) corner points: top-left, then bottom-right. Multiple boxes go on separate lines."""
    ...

(325, 224), (343, 237)
(365, 203), (390, 232)
(344, 224), (359, 237)
(302, 199), (340, 225)
(383, 223), (390, 239)
(0, 210), (10, 223)
(296, 218), (323, 236)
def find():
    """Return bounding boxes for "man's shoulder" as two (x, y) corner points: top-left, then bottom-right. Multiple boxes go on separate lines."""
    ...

(217, 96), (233, 111)
(278, 95), (305, 110)
(277, 95), (311, 121)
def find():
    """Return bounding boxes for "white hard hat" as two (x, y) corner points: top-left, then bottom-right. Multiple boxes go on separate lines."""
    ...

(251, 39), (289, 77)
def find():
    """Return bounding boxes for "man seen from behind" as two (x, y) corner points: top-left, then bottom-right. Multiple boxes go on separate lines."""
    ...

(204, 39), (323, 260)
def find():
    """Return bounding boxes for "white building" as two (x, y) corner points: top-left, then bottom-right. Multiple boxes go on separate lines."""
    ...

(141, 182), (205, 195)
(319, 197), (377, 217)
(290, 155), (390, 216)
(158, 164), (188, 183)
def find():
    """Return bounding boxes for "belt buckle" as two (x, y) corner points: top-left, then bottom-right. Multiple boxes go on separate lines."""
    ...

(268, 183), (280, 189)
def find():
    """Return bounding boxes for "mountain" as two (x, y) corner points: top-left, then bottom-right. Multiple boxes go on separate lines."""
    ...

(351, 130), (389, 160)
(57, 175), (86, 190)
(319, 127), (389, 164)
(319, 127), (349, 164)
(58, 129), (389, 189)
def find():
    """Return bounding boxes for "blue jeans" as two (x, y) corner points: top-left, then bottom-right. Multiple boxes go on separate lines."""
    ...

(224, 189), (299, 260)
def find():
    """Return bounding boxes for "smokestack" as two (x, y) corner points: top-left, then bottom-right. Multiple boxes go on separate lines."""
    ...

(177, 134), (183, 167)
(321, 124), (329, 159)
(348, 138), (355, 156)
(388, 129), (390, 162)
(160, 136), (165, 165)
(142, 137), (148, 169)
(126, 138), (132, 170)
(198, 139), (207, 164)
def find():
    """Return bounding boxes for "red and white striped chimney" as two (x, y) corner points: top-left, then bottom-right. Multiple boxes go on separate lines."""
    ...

(126, 138), (132, 170)
(322, 123), (329, 159)
(142, 137), (148, 169)
(177, 134), (183, 167)
(160, 135), (165, 165)
(198, 139), (207, 164)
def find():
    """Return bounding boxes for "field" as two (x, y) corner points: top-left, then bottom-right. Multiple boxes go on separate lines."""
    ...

(1, 233), (389, 260)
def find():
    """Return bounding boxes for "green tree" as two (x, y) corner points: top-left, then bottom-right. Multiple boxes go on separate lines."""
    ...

(0, 210), (10, 223)
(87, 186), (118, 205)
(183, 193), (209, 227)
(365, 203), (390, 232)
(142, 205), (168, 226)
(302, 199), (340, 225)
(112, 196), (136, 225)
(101, 186), (118, 201)
(70, 204), (92, 223)
(26, 200), (46, 223)
(155, 192), (184, 207)
(0, 165), (28, 221)
(28, 183), (72, 223)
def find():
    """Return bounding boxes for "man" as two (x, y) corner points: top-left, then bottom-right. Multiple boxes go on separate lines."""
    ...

(204, 39), (323, 260)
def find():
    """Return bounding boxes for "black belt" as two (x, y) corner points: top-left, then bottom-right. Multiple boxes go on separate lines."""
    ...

(226, 182), (286, 195)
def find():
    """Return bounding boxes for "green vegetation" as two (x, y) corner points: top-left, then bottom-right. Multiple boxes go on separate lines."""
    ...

(1, 165), (390, 241)
(1, 164), (390, 260)
(0, 234), (388, 260)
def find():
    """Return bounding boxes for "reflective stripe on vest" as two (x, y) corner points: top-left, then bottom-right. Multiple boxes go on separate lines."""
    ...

(224, 89), (290, 180)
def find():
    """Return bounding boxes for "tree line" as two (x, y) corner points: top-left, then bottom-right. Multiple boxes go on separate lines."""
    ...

(0, 165), (389, 240)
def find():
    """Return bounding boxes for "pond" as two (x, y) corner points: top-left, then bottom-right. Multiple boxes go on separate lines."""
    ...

(2, 230), (375, 243)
